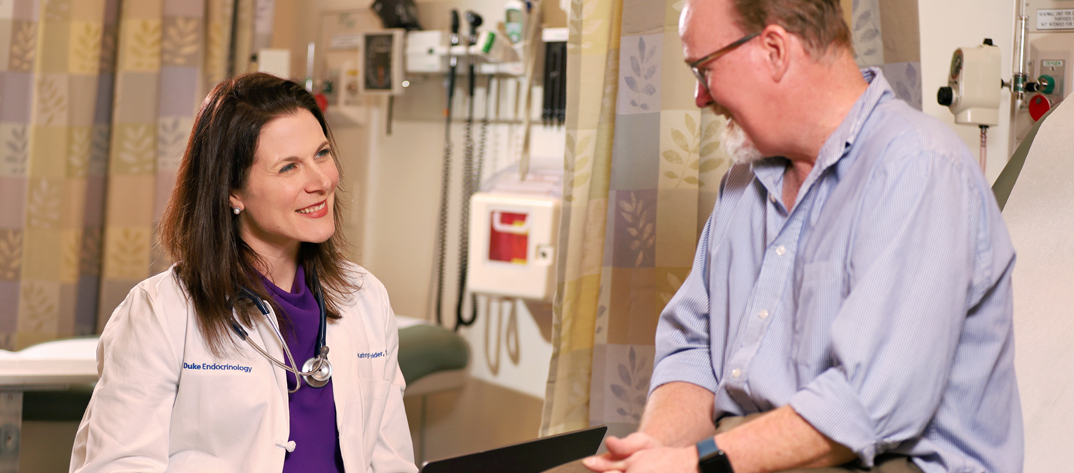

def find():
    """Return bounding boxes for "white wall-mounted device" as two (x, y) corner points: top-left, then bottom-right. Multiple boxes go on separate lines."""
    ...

(938, 41), (1002, 126)
(467, 193), (560, 301)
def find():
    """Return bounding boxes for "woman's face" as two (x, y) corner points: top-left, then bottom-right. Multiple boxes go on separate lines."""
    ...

(229, 109), (339, 261)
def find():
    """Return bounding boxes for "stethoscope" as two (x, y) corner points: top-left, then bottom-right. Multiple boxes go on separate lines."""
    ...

(230, 272), (332, 393)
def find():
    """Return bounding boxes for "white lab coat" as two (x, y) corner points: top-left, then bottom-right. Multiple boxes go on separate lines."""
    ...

(70, 264), (417, 473)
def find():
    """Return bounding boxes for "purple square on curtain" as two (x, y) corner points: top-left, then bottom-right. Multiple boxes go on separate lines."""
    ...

(0, 178), (26, 230)
(164, 0), (206, 17)
(610, 113), (660, 191)
(0, 281), (19, 331)
(607, 188), (658, 269)
(12, 0), (38, 21)
(104, 0), (121, 25)
(93, 73), (116, 125)
(159, 66), (198, 117)
(617, 34), (663, 115)
(75, 275), (100, 334)
(0, 71), (33, 123)
(81, 176), (106, 226)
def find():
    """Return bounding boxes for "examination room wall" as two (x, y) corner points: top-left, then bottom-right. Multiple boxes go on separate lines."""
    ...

(918, 0), (1017, 184)
(266, 0), (569, 463)
(12, 0), (1024, 471)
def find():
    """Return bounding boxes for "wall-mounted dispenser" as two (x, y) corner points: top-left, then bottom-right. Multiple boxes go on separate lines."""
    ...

(467, 168), (561, 302)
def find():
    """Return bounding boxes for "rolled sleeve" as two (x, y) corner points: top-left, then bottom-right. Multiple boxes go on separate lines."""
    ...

(652, 213), (719, 395)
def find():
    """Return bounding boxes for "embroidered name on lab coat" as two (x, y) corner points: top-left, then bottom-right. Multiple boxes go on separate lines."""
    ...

(183, 362), (253, 373)
(356, 351), (385, 359)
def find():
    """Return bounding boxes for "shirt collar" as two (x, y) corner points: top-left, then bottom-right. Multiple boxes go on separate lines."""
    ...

(751, 67), (893, 199)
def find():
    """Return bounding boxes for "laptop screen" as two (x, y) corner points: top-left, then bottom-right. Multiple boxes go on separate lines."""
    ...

(420, 425), (608, 473)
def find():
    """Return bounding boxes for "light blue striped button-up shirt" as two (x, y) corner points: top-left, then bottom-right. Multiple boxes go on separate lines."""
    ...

(652, 69), (1022, 473)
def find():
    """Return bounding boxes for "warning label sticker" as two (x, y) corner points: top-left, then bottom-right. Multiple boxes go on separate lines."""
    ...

(1038, 9), (1074, 30)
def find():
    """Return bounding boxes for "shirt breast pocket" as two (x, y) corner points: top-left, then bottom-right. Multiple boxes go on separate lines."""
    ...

(792, 260), (845, 381)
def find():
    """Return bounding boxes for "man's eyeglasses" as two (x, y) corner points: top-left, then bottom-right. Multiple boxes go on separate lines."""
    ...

(687, 32), (759, 95)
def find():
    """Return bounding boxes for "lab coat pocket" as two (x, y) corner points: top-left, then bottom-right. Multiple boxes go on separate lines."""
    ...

(792, 260), (845, 382)
(174, 357), (268, 452)
(346, 377), (392, 465)
(358, 377), (391, 426)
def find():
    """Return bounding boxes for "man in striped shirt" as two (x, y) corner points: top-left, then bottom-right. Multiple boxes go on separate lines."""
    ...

(583, 0), (1022, 472)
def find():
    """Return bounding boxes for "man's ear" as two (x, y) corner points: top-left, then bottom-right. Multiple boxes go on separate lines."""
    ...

(758, 24), (792, 83)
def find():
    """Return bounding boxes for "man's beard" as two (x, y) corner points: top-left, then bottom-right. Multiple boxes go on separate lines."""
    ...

(722, 118), (764, 166)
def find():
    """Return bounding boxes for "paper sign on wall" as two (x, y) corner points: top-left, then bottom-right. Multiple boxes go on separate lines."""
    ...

(1038, 9), (1074, 30)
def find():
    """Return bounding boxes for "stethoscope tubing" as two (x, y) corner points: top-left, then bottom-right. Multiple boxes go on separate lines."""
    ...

(231, 272), (331, 393)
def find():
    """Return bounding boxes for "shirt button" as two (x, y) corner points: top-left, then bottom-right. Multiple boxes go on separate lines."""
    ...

(775, 245), (786, 256)
(769, 194), (777, 203)
(758, 310), (769, 319)
(731, 368), (741, 379)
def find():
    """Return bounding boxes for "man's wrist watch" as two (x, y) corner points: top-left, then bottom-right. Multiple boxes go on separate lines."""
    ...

(696, 437), (734, 473)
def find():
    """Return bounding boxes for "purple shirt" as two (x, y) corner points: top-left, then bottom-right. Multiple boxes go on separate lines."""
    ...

(262, 265), (345, 472)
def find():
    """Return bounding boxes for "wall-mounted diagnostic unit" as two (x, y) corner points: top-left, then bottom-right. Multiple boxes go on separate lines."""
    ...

(358, 29), (406, 95)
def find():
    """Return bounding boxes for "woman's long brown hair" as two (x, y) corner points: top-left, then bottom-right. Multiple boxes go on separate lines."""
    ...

(158, 72), (357, 356)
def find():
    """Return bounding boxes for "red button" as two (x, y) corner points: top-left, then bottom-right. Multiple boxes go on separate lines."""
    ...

(1029, 94), (1051, 121)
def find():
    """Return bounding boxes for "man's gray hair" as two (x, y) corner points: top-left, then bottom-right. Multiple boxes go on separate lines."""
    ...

(731, 0), (853, 58)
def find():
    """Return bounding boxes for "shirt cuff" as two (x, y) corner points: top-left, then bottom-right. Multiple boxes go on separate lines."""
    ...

(649, 348), (718, 396)
(788, 368), (880, 466)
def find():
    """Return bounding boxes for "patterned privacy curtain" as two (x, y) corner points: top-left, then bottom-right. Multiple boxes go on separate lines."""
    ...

(0, 0), (260, 350)
(97, 0), (256, 332)
(540, 0), (733, 439)
(849, 0), (922, 109)
(541, 0), (925, 439)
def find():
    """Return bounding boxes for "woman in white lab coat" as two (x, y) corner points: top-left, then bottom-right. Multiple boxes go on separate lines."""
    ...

(70, 73), (417, 473)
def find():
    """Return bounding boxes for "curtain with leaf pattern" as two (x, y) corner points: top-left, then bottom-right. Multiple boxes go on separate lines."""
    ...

(540, 0), (732, 440)
(0, 0), (262, 350)
(541, 0), (923, 440)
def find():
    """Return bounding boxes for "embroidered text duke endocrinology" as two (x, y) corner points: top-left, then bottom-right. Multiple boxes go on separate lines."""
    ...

(183, 362), (253, 373)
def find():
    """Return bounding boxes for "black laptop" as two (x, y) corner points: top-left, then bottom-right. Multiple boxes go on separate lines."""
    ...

(420, 425), (608, 473)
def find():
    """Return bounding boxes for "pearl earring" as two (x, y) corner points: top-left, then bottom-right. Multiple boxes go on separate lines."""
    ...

(232, 207), (241, 215)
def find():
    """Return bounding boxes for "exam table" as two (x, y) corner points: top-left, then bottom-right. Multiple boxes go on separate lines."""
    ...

(992, 99), (1072, 473)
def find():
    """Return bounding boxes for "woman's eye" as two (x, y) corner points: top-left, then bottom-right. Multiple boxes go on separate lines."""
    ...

(316, 148), (331, 158)
(279, 163), (296, 173)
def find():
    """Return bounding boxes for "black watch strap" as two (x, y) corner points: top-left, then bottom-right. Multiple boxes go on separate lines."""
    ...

(696, 437), (734, 473)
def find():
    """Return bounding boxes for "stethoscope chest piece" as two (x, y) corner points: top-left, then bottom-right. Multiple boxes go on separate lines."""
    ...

(302, 347), (332, 388)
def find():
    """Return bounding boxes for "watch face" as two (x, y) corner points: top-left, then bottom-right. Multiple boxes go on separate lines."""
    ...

(697, 438), (734, 473)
